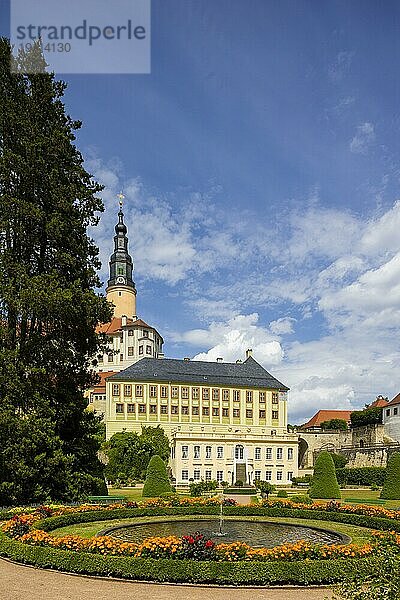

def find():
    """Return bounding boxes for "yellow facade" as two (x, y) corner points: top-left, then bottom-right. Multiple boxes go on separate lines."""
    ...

(106, 284), (137, 319)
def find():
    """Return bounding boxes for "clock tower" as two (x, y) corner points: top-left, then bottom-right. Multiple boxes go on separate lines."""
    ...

(106, 200), (137, 318)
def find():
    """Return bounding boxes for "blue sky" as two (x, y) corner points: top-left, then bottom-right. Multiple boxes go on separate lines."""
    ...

(2, 0), (400, 422)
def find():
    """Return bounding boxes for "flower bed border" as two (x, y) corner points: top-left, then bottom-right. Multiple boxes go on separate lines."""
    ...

(1, 502), (398, 586)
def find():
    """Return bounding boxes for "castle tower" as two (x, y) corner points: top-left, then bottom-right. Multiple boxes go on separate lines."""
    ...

(106, 197), (137, 318)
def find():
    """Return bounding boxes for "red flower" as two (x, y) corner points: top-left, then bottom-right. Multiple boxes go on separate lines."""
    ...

(205, 540), (214, 548)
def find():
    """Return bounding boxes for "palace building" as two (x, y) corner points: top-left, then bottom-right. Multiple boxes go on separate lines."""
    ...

(98, 202), (298, 486)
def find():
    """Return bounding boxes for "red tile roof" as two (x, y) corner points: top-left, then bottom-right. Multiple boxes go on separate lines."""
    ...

(96, 317), (156, 335)
(92, 371), (116, 392)
(387, 393), (400, 407)
(369, 397), (389, 408)
(302, 409), (353, 429)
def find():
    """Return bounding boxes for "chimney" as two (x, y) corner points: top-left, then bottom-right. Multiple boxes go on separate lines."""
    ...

(246, 348), (253, 359)
(158, 353), (165, 359)
(183, 357), (190, 361)
(132, 315), (138, 321)
(121, 315), (127, 327)
(216, 357), (223, 363)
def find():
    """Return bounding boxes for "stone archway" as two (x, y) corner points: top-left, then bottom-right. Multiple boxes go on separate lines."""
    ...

(298, 438), (309, 468)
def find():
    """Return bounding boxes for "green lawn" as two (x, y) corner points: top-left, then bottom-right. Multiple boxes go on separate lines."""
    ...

(50, 514), (372, 546)
(106, 487), (144, 501)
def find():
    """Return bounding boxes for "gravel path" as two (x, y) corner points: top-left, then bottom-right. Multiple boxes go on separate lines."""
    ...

(0, 558), (333, 600)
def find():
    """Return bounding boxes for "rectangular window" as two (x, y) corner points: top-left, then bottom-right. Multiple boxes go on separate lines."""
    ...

(246, 390), (253, 403)
(181, 406), (189, 415)
(124, 384), (132, 397)
(259, 410), (266, 419)
(272, 392), (279, 404)
(146, 345), (152, 355)
(171, 406), (179, 414)
(212, 407), (220, 417)
(192, 406), (199, 415)
(108, 353), (114, 363)
(194, 445), (200, 459)
(222, 389), (230, 401)
(266, 447), (272, 460)
(182, 446), (188, 459)
(112, 384), (120, 396)
(127, 403), (135, 414)
(193, 469), (201, 480)
(192, 387), (200, 399)
(287, 472), (293, 481)
(288, 448), (294, 460)
(205, 446), (212, 459)
(254, 470), (261, 480)
(143, 330), (149, 338)
(202, 388), (210, 400)
(246, 409), (253, 418)
(161, 386), (168, 398)
(149, 385), (157, 398)
(171, 447), (175, 459)
(181, 387), (189, 399)
(149, 404), (157, 414)
(182, 470), (189, 481)
(205, 470), (212, 481)
(127, 346), (134, 356)
(222, 408), (229, 417)
(266, 470), (272, 481)
(259, 391), (266, 402)
(202, 406), (210, 416)
(255, 447), (261, 460)
(138, 404), (146, 414)
(128, 329), (134, 336)
(277, 448), (283, 460)
(395, 408), (398, 416)
(212, 388), (220, 400)
(277, 471), (282, 481)
(217, 446), (224, 459)
(171, 386), (179, 399)
(233, 390), (240, 401)
(160, 405), (168, 414)
(216, 470), (223, 482)
(233, 408), (240, 418)
(135, 385), (143, 397)
(272, 410), (279, 420)
(139, 346), (143, 355)
(116, 403), (124, 414)
(387, 409), (390, 416)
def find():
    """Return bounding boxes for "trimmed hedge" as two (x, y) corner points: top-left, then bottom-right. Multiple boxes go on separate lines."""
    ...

(142, 455), (172, 498)
(0, 531), (381, 585)
(309, 452), (341, 499)
(381, 453), (400, 499)
(336, 467), (386, 487)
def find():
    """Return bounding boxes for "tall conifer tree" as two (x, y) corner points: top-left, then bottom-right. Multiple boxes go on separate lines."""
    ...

(0, 39), (113, 504)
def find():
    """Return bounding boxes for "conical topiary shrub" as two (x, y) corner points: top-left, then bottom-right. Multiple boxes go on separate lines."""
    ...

(380, 452), (400, 499)
(142, 455), (172, 497)
(309, 451), (341, 499)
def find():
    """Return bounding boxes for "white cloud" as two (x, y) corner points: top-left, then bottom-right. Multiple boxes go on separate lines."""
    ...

(269, 317), (296, 335)
(350, 122), (375, 154)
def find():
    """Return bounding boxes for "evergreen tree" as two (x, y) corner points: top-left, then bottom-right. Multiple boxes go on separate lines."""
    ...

(0, 39), (112, 504)
(380, 452), (400, 500)
(309, 451), (341, 499)
(142, 455), (172, 498)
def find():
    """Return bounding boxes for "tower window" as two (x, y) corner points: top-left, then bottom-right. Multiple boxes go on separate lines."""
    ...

(117, 267), (124, 275)
(128, 330), (134, 336)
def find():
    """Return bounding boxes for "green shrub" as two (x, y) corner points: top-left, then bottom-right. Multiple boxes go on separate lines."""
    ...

(381, 452), (400, 500)
(289, 494), (313, 504)
(330, 453), (348, 469)
(320, 419), (348, 431)
(277, 490), (288, 498)
(142, 456), (172, 498)
(336, 467), (386, 487)
(291, 475), (311, 486)
(234, 480), (244, 487)
(309, 451), (341, 499)
(350, 407), (383, 427)
(189, 480), (218, 497)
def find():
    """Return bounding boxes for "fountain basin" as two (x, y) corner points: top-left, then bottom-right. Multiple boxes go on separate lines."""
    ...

(100, 517), (349, 548)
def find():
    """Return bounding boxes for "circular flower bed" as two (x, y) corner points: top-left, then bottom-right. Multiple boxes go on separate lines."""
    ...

(1, 498), (399, 585)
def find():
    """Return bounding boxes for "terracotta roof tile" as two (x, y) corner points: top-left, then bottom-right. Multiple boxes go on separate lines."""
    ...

(92, 371), (117, 391)
(96, 317), (159, 336)
(387, 393), (400, 407)
(302, 409), (352, 429)
(369, 397), (389, 408)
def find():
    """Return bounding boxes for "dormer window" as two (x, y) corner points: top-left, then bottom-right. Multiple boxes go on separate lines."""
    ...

(128, 330), (134, 336)
(143, 330), (149, 338)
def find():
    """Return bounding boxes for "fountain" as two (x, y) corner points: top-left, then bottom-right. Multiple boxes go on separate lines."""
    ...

(212, 498), (228, 537)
